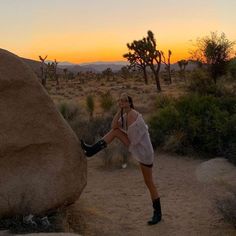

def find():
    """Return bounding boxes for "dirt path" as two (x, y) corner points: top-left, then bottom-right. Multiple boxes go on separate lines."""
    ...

(69, 153), (235, 236)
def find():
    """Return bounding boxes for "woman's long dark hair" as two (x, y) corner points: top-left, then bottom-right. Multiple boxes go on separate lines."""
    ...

(121, 95), (134, 129)
(128, 96), (134, 109)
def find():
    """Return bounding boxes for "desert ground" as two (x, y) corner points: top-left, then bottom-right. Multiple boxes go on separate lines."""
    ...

(67, 152), (235, 236)
(46, 77), (236, 235)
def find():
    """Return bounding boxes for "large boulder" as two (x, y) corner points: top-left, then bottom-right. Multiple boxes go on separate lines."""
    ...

(0, 49), (86, 217)
(195, 158), (236, 189)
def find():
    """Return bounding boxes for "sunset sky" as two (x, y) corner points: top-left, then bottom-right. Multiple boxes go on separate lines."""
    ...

(0, 0), (235, 64)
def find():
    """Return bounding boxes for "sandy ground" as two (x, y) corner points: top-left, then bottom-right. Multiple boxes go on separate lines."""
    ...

(67, 152), (236, 236)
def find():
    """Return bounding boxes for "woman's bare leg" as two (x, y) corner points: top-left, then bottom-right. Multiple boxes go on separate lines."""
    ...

(103, 128), (130, 147)
(140, 164), (159, 201)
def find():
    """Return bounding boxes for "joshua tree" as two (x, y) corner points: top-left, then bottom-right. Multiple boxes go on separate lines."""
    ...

(161, 50), (172, 84)
(102, 68), (113, 81)
(123, 51), (148, 84)
(86, 95), (94, 120)
(53, 59), (59, 85)
(63, 68), (68, 82)
(124, 30), (162, 91)
(46, 59), (59, 85)
(39, 55), (48, 87)
(177, 59), (188, 81)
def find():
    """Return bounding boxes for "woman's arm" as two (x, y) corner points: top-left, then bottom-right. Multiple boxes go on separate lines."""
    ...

(111, 109), (122, 129)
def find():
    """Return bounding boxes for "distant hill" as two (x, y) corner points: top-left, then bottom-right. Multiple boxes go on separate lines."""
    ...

(21, 57), (64, 77)
(21, 57), (197, 76)
(57, 61), (129, 73)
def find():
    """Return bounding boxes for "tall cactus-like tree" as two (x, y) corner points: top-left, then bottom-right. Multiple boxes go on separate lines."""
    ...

(63, 68), (68, 82)
(177, 59), (188, 81)
(54, 59), (59, 85)
(123, 50), (148, 84)
(39, 55), (48, 87)
(102, 68), (113, 81)
(161, 50), (172, 84)
(46, 59), (59, 85)
(86, 95), (94, 120)
(124, 30), (162, 91)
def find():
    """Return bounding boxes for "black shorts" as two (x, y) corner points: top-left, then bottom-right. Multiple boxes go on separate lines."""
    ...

(140, 162), (153, 168)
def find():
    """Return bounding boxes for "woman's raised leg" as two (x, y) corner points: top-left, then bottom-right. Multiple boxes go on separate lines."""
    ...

(81, 128), (129, 157)
(103, 128), (130, 147)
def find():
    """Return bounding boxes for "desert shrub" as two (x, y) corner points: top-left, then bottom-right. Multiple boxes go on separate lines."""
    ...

(217, 191), (236, 229)
(176, 95), (231, 155)
(225, 114), (236, 165)
(57, 102), (80, 122)
(228, 58), (236, 79)
(100, 91), (115, 113)
(188, 69), (224, 96)
(0, 211), (64, 234)
(77, 116), (113, 144)
(149, 94), (236, 157)
(226, 143), (236, 165)
(86, 95), (94, 118)
(163, 130), (190, 155)
(99, 141), (129, 168)
(149, 105), (180, 148)
(155, 94), (174, 109)
(57, 101), (113, 144)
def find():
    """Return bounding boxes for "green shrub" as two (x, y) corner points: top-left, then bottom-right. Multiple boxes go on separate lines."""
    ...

(57, 102), (80, 122)
(57, 101), (113, 144)
(176, 95), (229, 155)
(163, 130), (189, 155)
(149, 94), (236, 157)
(228, 58), (236, 79)
(155, 94), (174, 109)
(149, 105), (180, 148)
(76, 116), (113, 144)
(86, 95), (94, 118)
(188, 69), (224, 96)
(217, 191), (236, 229)
(100, 91), (115, 113)
(225, 114), (236, 165)
(0, 211), (63, 234)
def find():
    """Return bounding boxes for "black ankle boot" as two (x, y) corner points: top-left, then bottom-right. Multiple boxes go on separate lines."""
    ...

(80, 139), (107, 157)
(147, 198), (162, 225)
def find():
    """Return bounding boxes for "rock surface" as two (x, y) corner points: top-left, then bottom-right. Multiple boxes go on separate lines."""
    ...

(195, 157), (236, 189)
(0, 48), (86, 217)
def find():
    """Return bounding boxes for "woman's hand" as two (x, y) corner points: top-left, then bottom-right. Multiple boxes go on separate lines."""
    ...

(111, 108), (122, 129)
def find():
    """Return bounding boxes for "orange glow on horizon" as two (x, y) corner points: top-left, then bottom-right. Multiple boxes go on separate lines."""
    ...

(1, 0), (236, 66)
(26, 43), (191, 64)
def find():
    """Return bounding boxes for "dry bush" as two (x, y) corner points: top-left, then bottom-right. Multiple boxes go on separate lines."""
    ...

(56, 101), (82, 122)
(163, 130), (190, 155)
(99, 141), (130, 169)
(0, 209), (66, 234)
(99, 91), (115, 113)
(217, 191), (236, 229)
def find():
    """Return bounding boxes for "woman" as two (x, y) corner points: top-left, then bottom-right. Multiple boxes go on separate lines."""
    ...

(81, 92), (162, 225)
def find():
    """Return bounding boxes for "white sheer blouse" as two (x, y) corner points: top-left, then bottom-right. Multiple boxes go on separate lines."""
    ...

(119, 113), (154, 165)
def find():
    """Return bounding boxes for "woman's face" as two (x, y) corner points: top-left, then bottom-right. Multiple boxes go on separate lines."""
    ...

(118, 94), (129, 109)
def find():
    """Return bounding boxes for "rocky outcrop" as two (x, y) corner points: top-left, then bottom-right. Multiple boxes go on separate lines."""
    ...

(0, 49), (86, 217)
